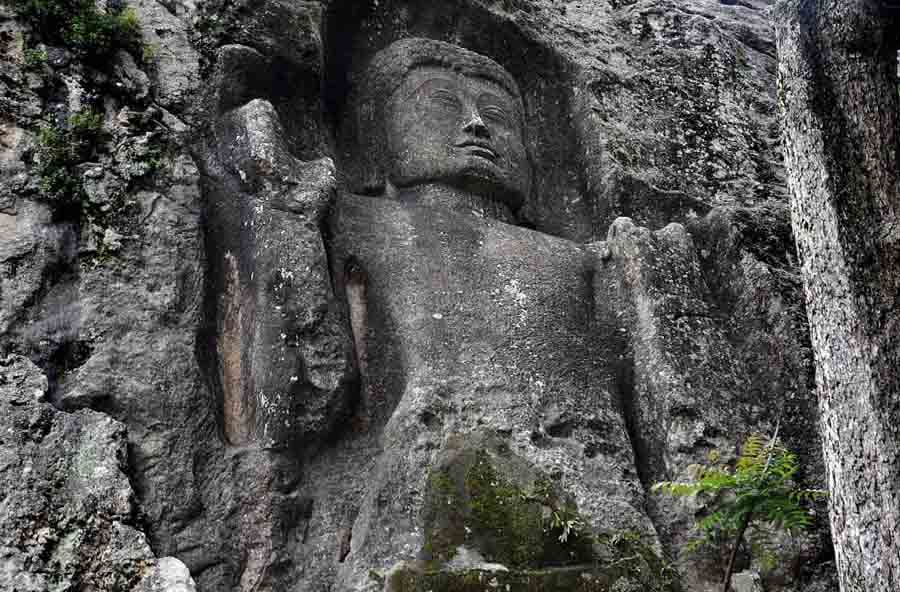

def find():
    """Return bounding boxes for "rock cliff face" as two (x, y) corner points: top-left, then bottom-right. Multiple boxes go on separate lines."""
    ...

(0, 355), (195, 592)
(0, 1), (835, 591)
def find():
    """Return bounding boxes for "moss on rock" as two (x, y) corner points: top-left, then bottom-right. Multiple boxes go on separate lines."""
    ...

(422, 441), (594, 568)
(415, 437), (679, 591)
(463, 450), (547, 566)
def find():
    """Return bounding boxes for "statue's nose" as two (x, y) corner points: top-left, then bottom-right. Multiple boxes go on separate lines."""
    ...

(462, 111), (491, 139)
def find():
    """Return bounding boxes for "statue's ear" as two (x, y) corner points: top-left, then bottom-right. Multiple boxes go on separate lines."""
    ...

(359, 136), (383, 195)
(341, 96), (387, 196)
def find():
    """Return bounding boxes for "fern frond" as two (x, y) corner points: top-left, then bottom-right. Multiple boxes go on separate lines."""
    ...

(652, 430), (821, 572)
(737, 434), (766, 470)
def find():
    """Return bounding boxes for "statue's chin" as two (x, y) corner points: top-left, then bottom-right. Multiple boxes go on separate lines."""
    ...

(386, 164), (527, 216)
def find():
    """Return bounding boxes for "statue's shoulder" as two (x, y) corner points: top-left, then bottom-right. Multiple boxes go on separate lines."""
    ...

(332, 190), (398, 218)
(329, 191), (409, 238)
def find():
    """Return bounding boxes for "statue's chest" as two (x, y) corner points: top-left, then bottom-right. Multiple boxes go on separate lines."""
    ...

(328, 195), (598, 372)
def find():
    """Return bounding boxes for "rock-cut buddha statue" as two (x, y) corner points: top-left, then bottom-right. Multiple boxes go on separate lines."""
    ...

(326, 38), (659, 589)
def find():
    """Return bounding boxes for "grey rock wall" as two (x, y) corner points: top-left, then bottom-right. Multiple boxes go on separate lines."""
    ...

(0, 0), (835, 591)
(0, 354), (195, 591)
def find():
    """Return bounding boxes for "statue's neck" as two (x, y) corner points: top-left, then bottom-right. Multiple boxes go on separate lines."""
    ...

(388, 182), (517, 225)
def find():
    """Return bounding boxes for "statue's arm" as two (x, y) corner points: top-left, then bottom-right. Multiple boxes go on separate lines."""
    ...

(202, 46), (356, 449)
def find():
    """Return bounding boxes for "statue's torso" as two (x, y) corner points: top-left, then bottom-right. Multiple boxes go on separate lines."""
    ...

(330, 193), (614, 432)
(326, 193), (654, 586)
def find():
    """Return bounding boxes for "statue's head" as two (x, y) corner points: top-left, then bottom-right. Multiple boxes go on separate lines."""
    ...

(351, 38), (532, 211)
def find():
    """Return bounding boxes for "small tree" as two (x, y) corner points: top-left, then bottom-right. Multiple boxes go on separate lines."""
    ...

(652, 430), (826, 592)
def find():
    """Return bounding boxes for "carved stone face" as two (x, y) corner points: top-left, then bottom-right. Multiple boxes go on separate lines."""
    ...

(384, 66), (531, 207)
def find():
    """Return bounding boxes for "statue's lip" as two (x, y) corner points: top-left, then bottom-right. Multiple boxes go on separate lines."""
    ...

(455, 141), (498, 161)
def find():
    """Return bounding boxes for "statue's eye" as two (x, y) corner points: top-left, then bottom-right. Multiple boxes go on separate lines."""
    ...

(480, 105), (509, 126)
(428, 89), (462, 112)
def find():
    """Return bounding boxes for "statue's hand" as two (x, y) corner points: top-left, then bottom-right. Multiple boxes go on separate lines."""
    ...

(217, 97), (335, 222)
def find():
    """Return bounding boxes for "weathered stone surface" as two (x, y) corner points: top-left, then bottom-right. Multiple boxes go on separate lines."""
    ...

(196, 4), (825, 589)
(579, 0), (784, 228)
(0, 4), (44, 124)
(0, 121), (34, 213)
(777, 1), (900, 589)
(0, 355), (149, 590)
(112, 50), (152, 104)
(383, 562), (674, 592)
(0, 355), (200, 591)
(731, 570), (764, 592)
(131, 0), (200, 113)
(202, 93), (357, 449)
(687, 205), (829, 591)
(323, 194), (654, 591)
(0, 198), (78, 339)
(325, 0), (782, 240)
(134, 557), (197, 592)
(2, 4), (257, 588)
(0, 0), (836, 591)
(601, 212), (825, 591)
(196, 1), (329, 156)
(0, 5), (44, 217)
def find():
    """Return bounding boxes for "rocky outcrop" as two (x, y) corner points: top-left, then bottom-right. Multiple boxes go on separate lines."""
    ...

(601, 212), (828, 589)
(0, 355), (196, 591)
(1, 0), (836, 591)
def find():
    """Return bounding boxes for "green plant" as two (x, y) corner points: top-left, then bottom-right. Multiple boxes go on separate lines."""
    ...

(23, 47), (48, 69)
(14, 0), (141, 60)
(549, 505), (583, 543)
(653, 431), (826, 592)
(35, 110), (104, 204)
(194, 14), (227, 39)
(597, 530), (681, 591)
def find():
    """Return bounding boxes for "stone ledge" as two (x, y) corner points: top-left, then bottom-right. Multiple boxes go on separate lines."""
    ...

(384, 564), (673, 592)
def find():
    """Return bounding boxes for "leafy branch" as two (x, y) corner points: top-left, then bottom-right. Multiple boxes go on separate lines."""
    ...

(652, 429), (826, 592)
